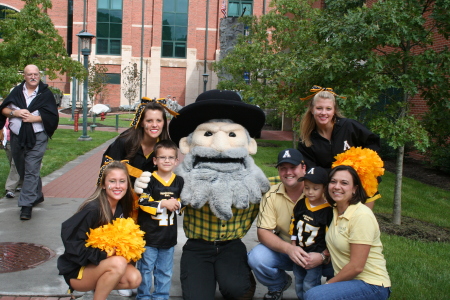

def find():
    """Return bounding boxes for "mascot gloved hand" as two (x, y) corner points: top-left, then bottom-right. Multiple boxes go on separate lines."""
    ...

(134, 171), (152, 194)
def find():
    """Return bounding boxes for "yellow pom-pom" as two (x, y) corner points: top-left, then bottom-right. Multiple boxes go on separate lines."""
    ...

(85, 217), (146, 262)
(332, 147), (384, 197)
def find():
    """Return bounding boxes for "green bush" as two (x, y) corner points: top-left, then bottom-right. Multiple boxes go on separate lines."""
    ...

(265, 110), (282, 130)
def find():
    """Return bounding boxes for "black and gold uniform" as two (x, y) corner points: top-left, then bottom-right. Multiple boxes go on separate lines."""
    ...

(57, 200), (124, 288)
(289, 196), (333, 253)
(138, 171), (184, 248)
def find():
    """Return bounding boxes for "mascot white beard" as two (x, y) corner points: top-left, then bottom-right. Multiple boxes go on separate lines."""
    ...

(175, 120), (270, 221)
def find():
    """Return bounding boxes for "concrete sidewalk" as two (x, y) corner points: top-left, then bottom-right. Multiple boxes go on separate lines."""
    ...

(0, 129), (297, 300)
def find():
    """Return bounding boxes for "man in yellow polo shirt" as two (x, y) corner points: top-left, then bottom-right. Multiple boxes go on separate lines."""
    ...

(248, 148), (332, 300)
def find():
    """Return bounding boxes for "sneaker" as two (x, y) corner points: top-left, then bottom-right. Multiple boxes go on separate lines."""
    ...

(5, 191), (15, 198)
(117, 289), (133, 297)
(16, 187), (22, 192)
(263, 274), (292, 300)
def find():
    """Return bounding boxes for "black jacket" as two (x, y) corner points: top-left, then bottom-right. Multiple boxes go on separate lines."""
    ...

(102, 128), (157, 184)
(0, 81), (58, 149)
(57, 200), (124, 277)
(298, 117), (380, 171)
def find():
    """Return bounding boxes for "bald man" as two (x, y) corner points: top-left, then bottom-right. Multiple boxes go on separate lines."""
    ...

(0, 65), (59, 220)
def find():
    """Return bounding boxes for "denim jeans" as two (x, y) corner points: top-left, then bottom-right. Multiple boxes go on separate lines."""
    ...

(304, 279), (391, 300)
(293, 264), (323, 300)
(247, 243), (294, 292)
(136, 246), (174, 300)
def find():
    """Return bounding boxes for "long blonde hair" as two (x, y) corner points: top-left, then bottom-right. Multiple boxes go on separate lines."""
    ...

(299, 91), (344, 147)
(77, 161), (134, 225)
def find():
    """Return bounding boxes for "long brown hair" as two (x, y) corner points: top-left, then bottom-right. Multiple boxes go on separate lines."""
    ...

(121, 102), (170, 160)
(78, 161), (134, 225)
(299, 91), (344, 147)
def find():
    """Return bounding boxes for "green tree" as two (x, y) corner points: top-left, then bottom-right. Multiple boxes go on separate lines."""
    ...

(214, 0), (450, 224)
(122, 62), (143, 109)
(0, 0), (86, 95)
(88, 63), (109, 105)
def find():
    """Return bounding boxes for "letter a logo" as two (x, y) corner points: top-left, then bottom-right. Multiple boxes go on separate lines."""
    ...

(283, 150), (291, 158)
(307, 168), (315, 175)
(343, 140), (351, 151)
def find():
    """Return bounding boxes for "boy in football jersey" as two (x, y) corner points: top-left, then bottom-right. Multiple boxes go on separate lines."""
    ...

(136, 140), (184, 300)
(290, 166), (333, 300)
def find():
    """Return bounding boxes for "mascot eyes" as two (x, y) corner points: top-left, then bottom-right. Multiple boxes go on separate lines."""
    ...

(204, 131), (213, 136)
(229, 132), (236, 137)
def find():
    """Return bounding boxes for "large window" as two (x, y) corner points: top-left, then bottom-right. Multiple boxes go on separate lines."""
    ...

(97, 0), (122, 55)
(162, 0), (188, 58)
(0, 5), (17, 39)
(228, 0), (253, 17)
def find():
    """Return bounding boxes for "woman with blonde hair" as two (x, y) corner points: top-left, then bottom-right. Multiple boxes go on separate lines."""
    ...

(298, 88), (380, 209)
(57, 161), (142, 300)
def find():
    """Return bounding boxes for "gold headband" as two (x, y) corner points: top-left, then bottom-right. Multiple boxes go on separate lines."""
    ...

(300, 85), (346, 102)
(97, 156), (130, 186)
(130, 97), (180, 128)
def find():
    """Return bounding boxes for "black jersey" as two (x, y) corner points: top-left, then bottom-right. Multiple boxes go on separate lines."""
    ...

(289, 197), (333, 253)
(138, 172), (184, 248)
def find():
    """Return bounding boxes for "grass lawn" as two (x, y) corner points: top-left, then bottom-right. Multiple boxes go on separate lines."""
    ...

(0, 129), (119, 196)
(253, 139), (450, 300)
(58, 113), (135, 128)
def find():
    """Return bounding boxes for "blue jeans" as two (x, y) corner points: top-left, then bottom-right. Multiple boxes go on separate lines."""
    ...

(247, 243), (293, 292)
(304, 279), (391, 300)
(293, 264), (322, 300)
(136, 246), (174, 300)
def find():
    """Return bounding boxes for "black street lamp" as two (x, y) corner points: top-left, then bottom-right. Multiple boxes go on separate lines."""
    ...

(76, 31), (95, 141)
(203, 73), (209, 92)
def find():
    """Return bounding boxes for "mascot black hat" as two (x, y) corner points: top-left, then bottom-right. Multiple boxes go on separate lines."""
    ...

(169, 89), (265, 145)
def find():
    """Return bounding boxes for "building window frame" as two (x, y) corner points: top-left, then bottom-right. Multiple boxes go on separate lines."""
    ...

(227, 0), (253, 17)
(96, 0), (123, 55)
(161, 0), (188, 58)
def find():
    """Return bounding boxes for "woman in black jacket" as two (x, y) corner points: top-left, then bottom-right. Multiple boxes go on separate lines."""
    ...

(298, 89), (381, 209)
(57, 161), (141, 299)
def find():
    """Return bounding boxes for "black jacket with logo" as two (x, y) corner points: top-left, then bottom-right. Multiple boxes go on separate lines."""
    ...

(298, 117), (380, 171)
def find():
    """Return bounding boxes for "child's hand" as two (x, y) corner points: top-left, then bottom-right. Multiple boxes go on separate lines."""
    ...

(161, 198), (180, 212)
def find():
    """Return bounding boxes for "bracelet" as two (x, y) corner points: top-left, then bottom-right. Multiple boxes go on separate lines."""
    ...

(320, 252), (326, 262)
(320, 251), (331, 264)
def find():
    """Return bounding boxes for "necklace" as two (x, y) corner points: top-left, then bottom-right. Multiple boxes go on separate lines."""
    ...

(338, 209), (346, 215)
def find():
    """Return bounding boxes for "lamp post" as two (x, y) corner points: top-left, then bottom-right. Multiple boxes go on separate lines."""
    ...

(203, 73), (209, 92)
(76, 31), (95, 141)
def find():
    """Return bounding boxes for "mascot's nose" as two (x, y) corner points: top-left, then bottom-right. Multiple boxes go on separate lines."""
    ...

(210, 131), (232, 152)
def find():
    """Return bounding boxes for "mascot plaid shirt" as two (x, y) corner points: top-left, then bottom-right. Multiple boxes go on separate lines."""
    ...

(183, 204), (259, 241)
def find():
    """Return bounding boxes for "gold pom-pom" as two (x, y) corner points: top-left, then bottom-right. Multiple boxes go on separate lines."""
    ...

(85, 217), (146, 262)
(332, 147), (384, 197)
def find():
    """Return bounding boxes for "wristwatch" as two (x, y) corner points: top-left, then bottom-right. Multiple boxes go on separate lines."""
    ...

(9, 110), (14, 117)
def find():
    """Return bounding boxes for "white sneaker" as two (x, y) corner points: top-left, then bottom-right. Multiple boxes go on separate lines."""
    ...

(117, 289), (133, 297)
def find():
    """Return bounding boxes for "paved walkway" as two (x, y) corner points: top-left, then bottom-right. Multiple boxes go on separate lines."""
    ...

(0, 124), (297, 300)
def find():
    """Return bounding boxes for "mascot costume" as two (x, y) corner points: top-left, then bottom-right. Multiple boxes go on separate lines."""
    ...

(136, 90), (270, 299)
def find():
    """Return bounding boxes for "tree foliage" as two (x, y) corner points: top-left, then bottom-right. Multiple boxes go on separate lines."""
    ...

(122, 62), (143, 108)
(0, 0), (86, 96)
(88, 63), (109, 105)
(214, 0), (450, 224)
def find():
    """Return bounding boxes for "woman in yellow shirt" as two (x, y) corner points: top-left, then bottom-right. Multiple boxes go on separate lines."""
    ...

(305, 165), (391, 300)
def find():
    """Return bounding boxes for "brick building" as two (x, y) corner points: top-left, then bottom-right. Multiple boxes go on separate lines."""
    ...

(0, 0), (271, 107)
(0, 0), (447, 113)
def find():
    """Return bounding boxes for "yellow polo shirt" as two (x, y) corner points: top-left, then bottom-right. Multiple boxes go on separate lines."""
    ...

(326, 202), (391, 287)
(257, 183), (303, 243)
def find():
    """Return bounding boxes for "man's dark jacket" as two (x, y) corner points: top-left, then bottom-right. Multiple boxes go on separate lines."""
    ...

(0, 81), (59, 149)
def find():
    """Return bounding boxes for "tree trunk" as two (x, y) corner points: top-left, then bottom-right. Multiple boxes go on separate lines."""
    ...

(392, 145), (404, 225)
